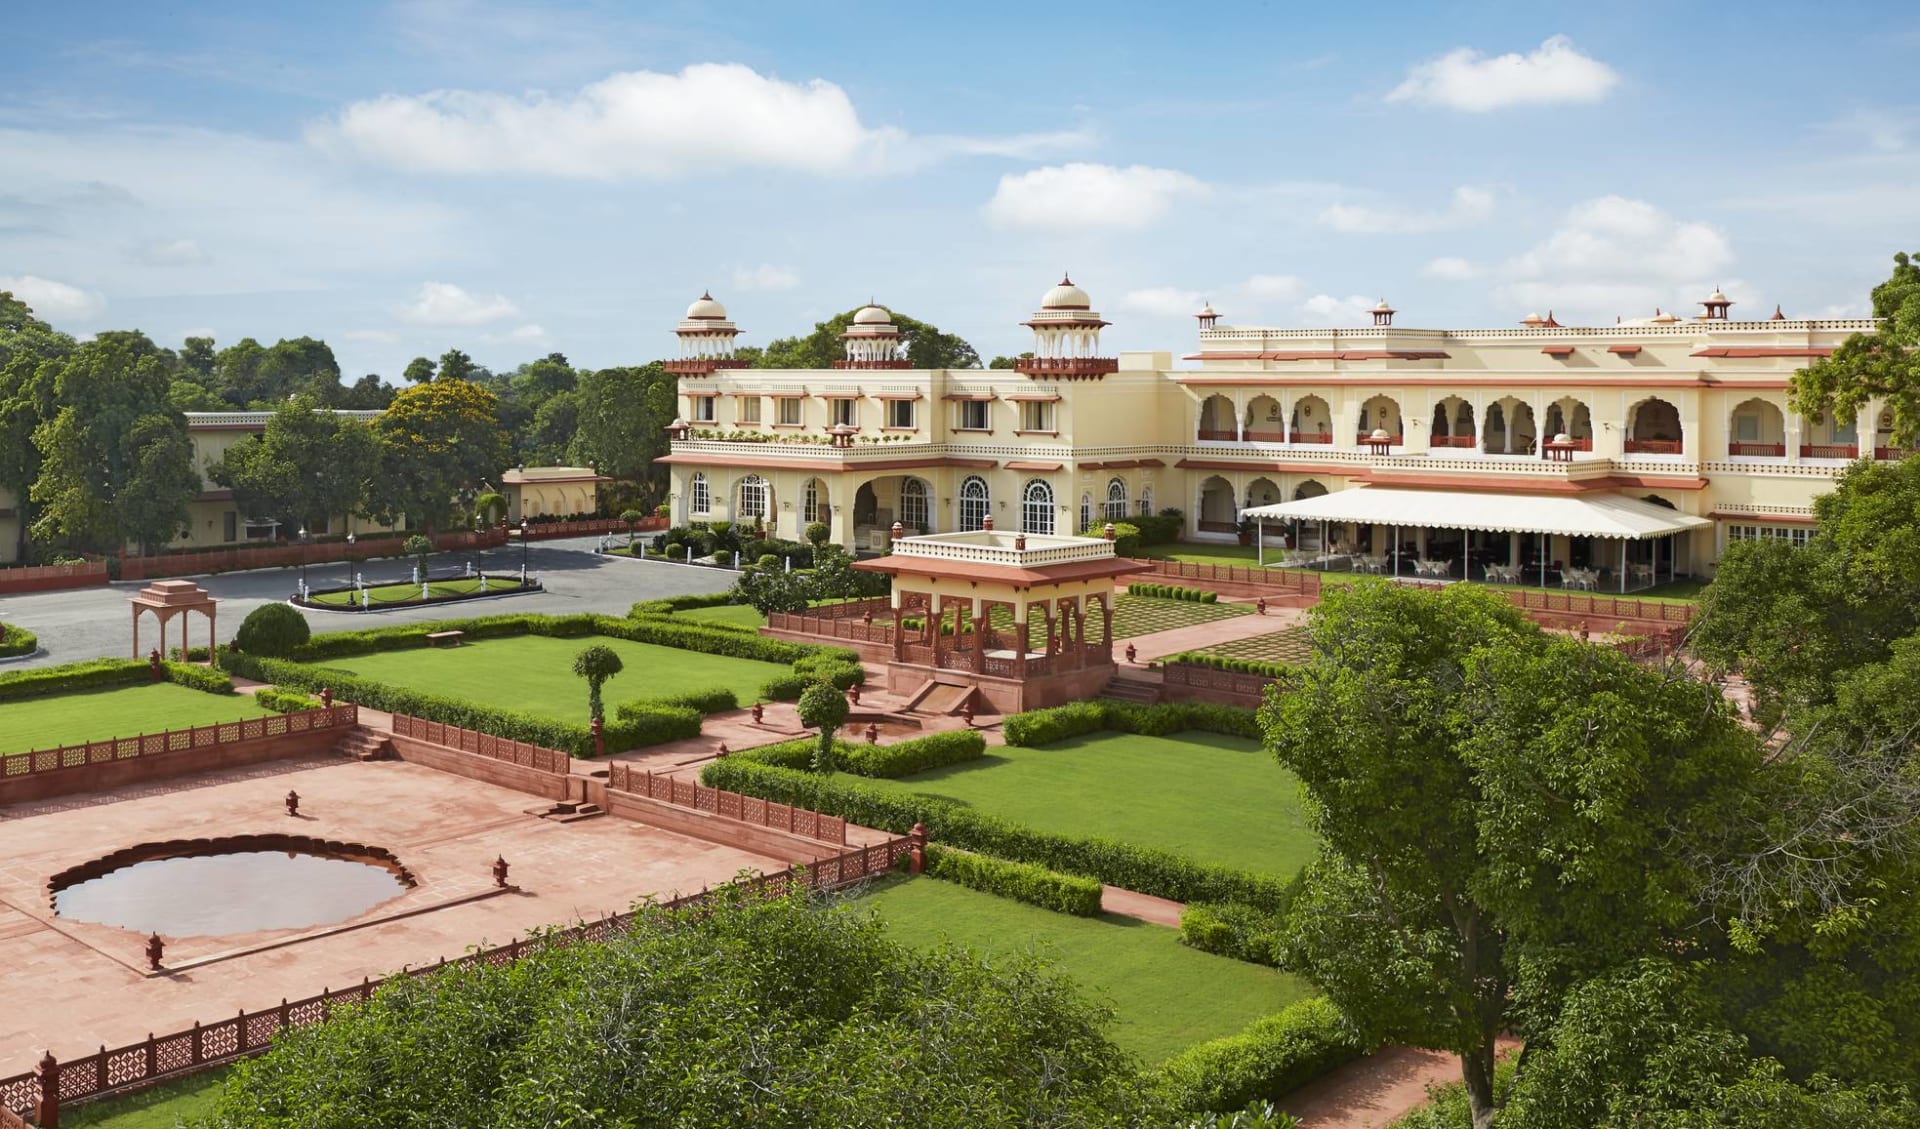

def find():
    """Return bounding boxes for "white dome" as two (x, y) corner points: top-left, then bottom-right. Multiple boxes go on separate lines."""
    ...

(684, 291), (727, 320)
(853, 304), (892, 325)
(1041, 275), (1091, 310)
(1705, 287), (1730, 303)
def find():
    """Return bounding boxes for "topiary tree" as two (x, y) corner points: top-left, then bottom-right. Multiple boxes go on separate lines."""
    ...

(473, 492), (506, 528)
(572, 644), (624, 722)
(796, 679), (849, 774)
(403, 534), (433, 583)
(619, 508), (644, 548)
(234, 603), (311, 658)
(804, 521), (830, 548)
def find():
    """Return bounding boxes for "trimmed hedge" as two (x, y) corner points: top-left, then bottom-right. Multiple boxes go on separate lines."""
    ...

(1150, 997), (1365, 1115)
(1001, 700), (1261, 747)
(628, 592), (740, 617)
(618, 687), (738, 718)
(255, 688), (319, 714)
(1165, 652), (1294, 680)
(0, 622), (38, 658)
(700, 757), (1292, 909)
(0, 658), (236, 703)
(1128, 582), (1218, 603)
(924, 844), (1104, 917)
(271, 612), (816, 667)
(1179, 901), (1289, 967)
(161, 661), (237, 695)
(764, 648), (866, 700)
(725, 729), (986, 780)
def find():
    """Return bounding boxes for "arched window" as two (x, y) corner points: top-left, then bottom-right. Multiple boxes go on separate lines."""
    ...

(802, 479), (824, 525)
(1080, 493), (1093, 533)
(735, 474), (769, 521)
(1022, 479), (1055, 535)
(1138, 485), (1153, 516)
(900, 478), (928, 532)
(959, 476), (989, 531)
(1104, 478), (1129, 522)
(689, 473), (710, 514)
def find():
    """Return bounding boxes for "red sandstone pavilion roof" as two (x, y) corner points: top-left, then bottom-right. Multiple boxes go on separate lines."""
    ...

(853, 529), (1152, 587)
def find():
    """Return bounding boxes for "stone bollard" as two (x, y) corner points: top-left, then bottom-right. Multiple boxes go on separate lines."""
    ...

(285, 790), (300, 817)
(320, 686), (333, 708)
(148, 648), (163, 682)
(751, 701), (764, 724)
(493, 856), (510, 888)
(1124, 643), (1137, 664)
(847, 683), (861, 705)
(146, 932), (165, 971)
(908, 821), (928, 875)
(35, 1050), (59, 1128)
(960, 701), (974, 726)
(591, 715), (605, 758)
(1255, 596), (1267, 616)
(865, 722), (879, 744)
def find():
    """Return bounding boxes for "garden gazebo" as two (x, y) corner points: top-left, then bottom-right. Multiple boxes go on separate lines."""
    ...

(130, 580), (219, 662)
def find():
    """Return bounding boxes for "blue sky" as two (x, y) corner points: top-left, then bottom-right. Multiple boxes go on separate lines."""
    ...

(3, 0), (1917, 380)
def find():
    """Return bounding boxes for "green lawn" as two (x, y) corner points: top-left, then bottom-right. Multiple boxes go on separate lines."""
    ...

(675, 604), (768, 629)
(1185, 626), (1314, 666)
(61, 1068), (229, 1128)
(861, 730), (1315, 877)
(1111, 593), (1252, 638)
(305, 575), (534, 608)
(856, 877), (1312, 1063)
(313, 635), (790, 718)
(0, 683), (276, 756)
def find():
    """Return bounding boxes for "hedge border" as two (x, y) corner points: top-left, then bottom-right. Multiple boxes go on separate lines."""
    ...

(924, 845), (1104, 917)
(1150, 996), (1366, 1115)
(0, 622), (39, 658)
(1000, 700), (1261, 747)
(728, 729), (986, 779)
(1128, 582), (1219, 604)
(0, 657), (235, 704)
(1164, 651), (1295, 680)
(1178, 901), (1288, 968)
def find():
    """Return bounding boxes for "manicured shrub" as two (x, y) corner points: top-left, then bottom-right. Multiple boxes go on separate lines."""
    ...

(161, 662), (237, 695)
(841, 729), (985, 777)
(1178, 901), (1290, 967)
(727, 739), (817, 771)
(1127, 582), (1218, 604)
(797, 681), (849, 773)
(617, 687), (738, 718)
(1164, 652), (1294, 681)
(699, 758), (1293, 908)
(572, 644), (625, 721)
(1001, 700), (1260, 746)
(0, 658), (151, 702)
(0, 622), (38, 658)
(1130, 511), (1183, 547)
(233, 603), (311, 658)
(628, 592), (740, 618)
(924, 845), (1104, 916)
(255, 688), (319, 714)
(1150, 997), (1366, 1115)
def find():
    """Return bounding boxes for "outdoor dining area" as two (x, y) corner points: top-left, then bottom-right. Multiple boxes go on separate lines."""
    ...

(1240, 487), (1713, 594)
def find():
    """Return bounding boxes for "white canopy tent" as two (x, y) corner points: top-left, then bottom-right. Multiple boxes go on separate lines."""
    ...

(1240, 488), (1713, 592)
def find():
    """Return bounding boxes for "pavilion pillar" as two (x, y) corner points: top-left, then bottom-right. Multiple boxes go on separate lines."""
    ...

(1509, 532), (1521, 569)
(131, 606), (139, 659)
(1100, 593), (1114, 650)
(1043, 603), (1057, 657)
(1620, 540), (1628, 594)
(892, 604), (906, 661)
(1014, 602), (1029, 679)
(930, 594), (945, 665)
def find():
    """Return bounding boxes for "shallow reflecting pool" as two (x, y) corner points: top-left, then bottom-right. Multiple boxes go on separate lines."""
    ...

(54, 850), (409, 936)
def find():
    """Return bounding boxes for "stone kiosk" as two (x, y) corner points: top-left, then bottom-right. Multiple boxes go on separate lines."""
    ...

(853, 525), (1150, 713)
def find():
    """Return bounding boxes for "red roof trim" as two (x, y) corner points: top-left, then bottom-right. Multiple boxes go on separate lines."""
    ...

(1182, 350), (1451, 362)
(853, 555), (1152, 586)
(1540, 345), (1575, 357)
(1002, 392), (1062, 402)
(1003, 460), (1065, 472)
(1607, 344), (1642, 356)
(1691, 346), (1835, 359)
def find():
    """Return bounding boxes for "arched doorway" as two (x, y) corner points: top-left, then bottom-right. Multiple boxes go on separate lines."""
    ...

(1542, 397), (1593, 452)
(1245, 477), (1281, 508)
(959, 476), (989, 531)
(1244, 395), (1284, 442)
(1104, 478), (1129, 522)
(800, 478), (830, 527)
(1483, 397), (1537, 455)
(1626, 398), (1683, 454)
(1198, 395), (1236, 441)
(1357, 395), (1403, 443)
(1198, 476), (1236, 533)
(1728, 398), (1786, 457)
(1431, 396), (1475, 449)
(1290, 396), (1332, 444)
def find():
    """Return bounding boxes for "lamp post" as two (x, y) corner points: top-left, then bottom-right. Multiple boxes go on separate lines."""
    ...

(345, 532), (356, 606)
(519, 518), (529, 584)
(298, 527), (309, 599)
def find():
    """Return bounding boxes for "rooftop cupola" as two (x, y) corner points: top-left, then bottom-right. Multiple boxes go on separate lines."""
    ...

(1016, 274), (1116, 379)
(664, 291), (748, 376)
(1371, 298), (1396, 327)
(1698, 287), (1734, 321)
(836, 301), (910, 369)
(1195, 302), (1219, 330)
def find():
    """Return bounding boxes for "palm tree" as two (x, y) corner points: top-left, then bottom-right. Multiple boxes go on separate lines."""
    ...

(572, 644), (624, 722)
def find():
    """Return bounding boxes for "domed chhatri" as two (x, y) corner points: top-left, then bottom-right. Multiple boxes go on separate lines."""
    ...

(665, 290), (748, 375)
(837, 301), (910, 369)
(1698, 286), (1734, 321)
(1016, 274), (1117, 380)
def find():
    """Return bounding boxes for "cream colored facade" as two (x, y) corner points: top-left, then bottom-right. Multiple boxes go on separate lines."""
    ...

(660, 284), (1885, 577)
(496, 466), (611, 521)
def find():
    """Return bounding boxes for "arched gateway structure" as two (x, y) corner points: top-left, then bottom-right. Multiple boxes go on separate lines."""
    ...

(852, 526), (1151, 713)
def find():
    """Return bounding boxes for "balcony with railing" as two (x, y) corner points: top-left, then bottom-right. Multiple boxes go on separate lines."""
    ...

(1013, 356), (1119, 378)
(1799, 444), (1859, 460)
(1727, 442), (1786, 457)
(1623, 438), (1683, 455)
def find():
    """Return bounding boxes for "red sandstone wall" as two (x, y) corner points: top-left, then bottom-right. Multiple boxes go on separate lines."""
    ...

(385, 733), (571, 801)
(0, 729), (343, 806)
(600, 790), (844, 862)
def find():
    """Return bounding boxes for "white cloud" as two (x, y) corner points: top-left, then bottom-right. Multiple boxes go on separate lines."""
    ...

(505, 323), (546, 341)
(1120, 287), (1206, 317)
(1296, 294), (1380, 326)
(1423, 256), (1482, 281)
(397, 281), (519, 325)
(131, 237), (209, 266)
(1493, 196), (1734, 318)
(0, 274), (106, 322)
(1318, 186), (1495, 233)
(1387, 35), (1619, 112)
(733, 263), (800, 291)
(984, 163), (1208, 231)
(1241, 274), (1306, 302)
(314, 62), (1083, 178)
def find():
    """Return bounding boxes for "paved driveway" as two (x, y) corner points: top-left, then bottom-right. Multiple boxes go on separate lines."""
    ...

(0, 539), (737, 669)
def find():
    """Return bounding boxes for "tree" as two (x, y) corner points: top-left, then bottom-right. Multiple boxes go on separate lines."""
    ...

(618, 508), (644, 547)
(342, 373), (395, 410)
(260, 336), (342, 404)
(797, 680), (849, 773)
(1791, 251), (1920, 446)
(436, 348), (478, 383)
(402, 534), (433, 583)
(571, 363), (676, 495)
(1265, 581), (1760, 1129)
(209, 395), (377, 536)
(196, 892), (1150, 1128)
(366, 380), (510, 532)
(756, 307), (981, 370)
(234, 604), (312, 658)
(473, 492), (507, 528)
(731, 561), (813, 616)
(401, 356), (436, 384)
(572, 643), (623, 722)
(0, 291), (73, 560)
(29, 332), (199, 553)
(988, 352), (1034, 369)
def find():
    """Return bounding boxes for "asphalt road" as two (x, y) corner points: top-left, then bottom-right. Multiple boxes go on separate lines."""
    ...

(0, 538), (738, 670)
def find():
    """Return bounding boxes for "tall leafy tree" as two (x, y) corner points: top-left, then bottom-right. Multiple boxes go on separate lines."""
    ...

(436, 347), (479, 383)
(260, 336), (343, 404)
(1266, 581), (1759, 1129)
(0, 291), (74, 559)
(367, 378), (509, 532)
(341, 373), (396, 410)
(401, 356), (436, 384)
(29, 331), (199, 553)
(1791, 250), (1920, 445)
(209, 394), (378, 534)
(756, 308), (980, 369)
(571, 363), (675, 499)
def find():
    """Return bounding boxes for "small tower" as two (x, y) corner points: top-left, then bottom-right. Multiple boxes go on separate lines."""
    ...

(1017, 275), (1117, 379)
(1698, 287), (1734, 321)
(1371, 299), (1396, 327)
(836, 302), (910, 369)
(1770, 304), (1787, 321)
(1195, 302), (1219, 331)
(1520, 311), (1545, 328)
(663, 292), (748, 376)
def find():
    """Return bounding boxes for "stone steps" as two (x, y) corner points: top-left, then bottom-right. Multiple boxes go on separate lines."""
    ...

(334, 729), (394, 762)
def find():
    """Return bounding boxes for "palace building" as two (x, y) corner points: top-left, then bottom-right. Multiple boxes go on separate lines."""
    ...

(658, 280), (1882, 587)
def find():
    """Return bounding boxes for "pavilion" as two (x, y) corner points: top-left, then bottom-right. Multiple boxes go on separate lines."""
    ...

(852, 523), (1151, 712)
(130, 580), (218, 661)
(1241, 488), (1713, 593)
